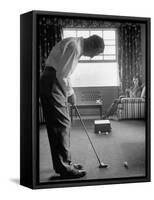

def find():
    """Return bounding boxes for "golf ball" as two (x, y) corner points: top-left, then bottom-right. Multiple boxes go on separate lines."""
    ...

(123, 161), (128, 168)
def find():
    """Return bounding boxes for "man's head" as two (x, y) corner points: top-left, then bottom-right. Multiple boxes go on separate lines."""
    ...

(83, 35), (105, 58)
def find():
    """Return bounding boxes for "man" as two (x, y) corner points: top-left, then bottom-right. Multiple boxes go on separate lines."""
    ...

(40, 35), (105, 179)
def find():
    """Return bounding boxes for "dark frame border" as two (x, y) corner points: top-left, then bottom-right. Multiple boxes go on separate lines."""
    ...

(20, 10), (151, 189)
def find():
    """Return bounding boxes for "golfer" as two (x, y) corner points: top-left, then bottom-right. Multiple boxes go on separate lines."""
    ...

(40, 35), (105, 178)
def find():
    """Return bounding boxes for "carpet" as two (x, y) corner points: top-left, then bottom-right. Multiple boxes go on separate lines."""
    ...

(39, 119), (145, 183)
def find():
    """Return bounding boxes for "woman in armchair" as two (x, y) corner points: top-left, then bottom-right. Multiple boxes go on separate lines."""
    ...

(103, 76), (143, 119)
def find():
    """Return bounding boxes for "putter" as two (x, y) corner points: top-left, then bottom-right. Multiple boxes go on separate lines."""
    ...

(74, 105), (108, 168)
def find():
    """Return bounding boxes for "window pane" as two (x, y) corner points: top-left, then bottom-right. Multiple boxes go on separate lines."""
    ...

(91, 56), (103, 60)
(90, 31), (102, 37)
(104, 46), (116, 55)
(63, 30), (76, 38)
(77, 30), (89, 38)
(104, 55), (116, 60)
(80, 56), (90, 60)
(103, 31), (115, 40)
(104, 40), (116, 45)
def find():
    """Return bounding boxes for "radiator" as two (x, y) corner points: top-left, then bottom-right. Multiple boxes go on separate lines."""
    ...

(80, 90), (102, 104)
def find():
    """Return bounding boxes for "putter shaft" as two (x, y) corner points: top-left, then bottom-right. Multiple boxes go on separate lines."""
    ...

(74, 105), (103, 166)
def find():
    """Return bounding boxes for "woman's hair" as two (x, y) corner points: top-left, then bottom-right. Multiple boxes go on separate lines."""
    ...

(133, 76), (142, 87)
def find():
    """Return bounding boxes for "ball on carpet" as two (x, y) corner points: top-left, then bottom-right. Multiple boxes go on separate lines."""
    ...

(123, 161), (129, 168)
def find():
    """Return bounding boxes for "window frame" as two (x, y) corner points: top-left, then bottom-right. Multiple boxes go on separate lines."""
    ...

(63, 27), (118, 63)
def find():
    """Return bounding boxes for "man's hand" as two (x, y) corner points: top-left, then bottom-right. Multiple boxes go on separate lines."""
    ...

(68, 93), (76, 106)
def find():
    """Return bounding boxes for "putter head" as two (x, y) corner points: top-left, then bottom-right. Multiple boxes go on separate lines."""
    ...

(99, 162), (108, 168)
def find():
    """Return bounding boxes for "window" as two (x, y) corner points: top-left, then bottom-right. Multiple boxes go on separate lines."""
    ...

(63, 28), (119, 87)
(63, 28), (117, 62)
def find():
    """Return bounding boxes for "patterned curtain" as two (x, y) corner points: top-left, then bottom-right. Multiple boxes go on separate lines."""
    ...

(61, 18), (120, 28)
(118, 23), (142, 93)
(38, 17), (63, 72)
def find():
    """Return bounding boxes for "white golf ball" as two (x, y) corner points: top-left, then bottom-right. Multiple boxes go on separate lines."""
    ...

(123, 161), (128, 168)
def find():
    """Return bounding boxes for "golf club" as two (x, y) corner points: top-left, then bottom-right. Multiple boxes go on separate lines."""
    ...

(74, 105), (108, 168)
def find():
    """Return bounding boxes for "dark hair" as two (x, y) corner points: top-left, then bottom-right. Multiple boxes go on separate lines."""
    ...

(133, 76), (142, 87)
(88, 35), (105, 51)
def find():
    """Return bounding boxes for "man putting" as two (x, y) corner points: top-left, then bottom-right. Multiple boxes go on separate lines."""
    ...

(40, 35), (105, 179)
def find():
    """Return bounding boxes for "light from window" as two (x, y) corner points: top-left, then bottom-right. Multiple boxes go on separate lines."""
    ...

(70, 62), (119, 87)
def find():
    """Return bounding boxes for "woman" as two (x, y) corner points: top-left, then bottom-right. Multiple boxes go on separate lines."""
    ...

(104, 76), (143, 119)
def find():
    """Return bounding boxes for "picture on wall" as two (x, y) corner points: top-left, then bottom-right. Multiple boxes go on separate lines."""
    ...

(20, 11), (151, 189)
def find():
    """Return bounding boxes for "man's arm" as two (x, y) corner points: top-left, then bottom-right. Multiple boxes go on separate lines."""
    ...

(57, 76), (76, 105)
(57, 76), (74, 96)
(56, 41), (78, 98)
(68, 93), (76, 105)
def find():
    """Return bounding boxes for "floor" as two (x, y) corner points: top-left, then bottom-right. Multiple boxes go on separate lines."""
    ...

(39, 119), (146, 183)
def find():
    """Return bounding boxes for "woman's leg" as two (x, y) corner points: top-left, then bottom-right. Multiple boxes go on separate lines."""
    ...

(106, 99), (121, 117)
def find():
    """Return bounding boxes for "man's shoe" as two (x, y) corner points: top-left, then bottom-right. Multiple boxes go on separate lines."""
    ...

(60, 169), (86, 179)
(70, 162), (83, 170)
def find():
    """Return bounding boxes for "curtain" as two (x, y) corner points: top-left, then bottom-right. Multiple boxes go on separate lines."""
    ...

(61, 18), (120, 28)
(38, 17), (63, 72)
(118, 23), (142, 93)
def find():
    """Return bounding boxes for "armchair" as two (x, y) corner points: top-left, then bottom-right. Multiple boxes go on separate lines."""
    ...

(116, 86), (146, 120)
(117, 97), (145, 120)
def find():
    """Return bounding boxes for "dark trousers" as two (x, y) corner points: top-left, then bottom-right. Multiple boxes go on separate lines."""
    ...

(39, 67), (72, 174)
(106, 99), (121, 117)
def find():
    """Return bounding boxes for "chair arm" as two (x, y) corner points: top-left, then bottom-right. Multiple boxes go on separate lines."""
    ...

(120, 97), (145, 103)
(117, 97), (145, 120)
